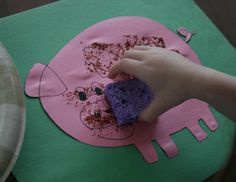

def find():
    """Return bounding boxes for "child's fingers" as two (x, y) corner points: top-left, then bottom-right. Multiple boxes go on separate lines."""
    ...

(133, 46), (151, 51)
(108, 58), (142, 79)
(114, 73), (130, 81)
(123, 50), (145, 61)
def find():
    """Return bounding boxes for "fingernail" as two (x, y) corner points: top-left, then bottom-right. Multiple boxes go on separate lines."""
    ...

(138, 116), (146, 123)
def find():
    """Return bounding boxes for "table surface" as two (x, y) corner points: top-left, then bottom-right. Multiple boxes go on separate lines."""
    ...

(0, 0), (236, 181)
(195, 0), (236, 48)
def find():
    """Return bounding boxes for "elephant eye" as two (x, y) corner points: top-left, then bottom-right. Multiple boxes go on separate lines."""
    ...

(94, 87), (103, 95)
(78, 91), (87, 101)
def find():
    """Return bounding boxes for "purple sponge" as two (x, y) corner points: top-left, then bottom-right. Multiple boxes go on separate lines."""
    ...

(104, 79), (153, 125)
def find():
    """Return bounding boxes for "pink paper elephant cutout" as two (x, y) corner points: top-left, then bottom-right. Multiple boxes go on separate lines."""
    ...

(25, 16), (218, 163)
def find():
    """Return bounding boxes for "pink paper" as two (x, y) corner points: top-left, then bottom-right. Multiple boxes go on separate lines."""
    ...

(25, 16), (218, 163)
(177, 27), (194, 42)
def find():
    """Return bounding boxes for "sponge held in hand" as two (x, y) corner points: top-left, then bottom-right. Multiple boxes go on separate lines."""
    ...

(104, 79), (153, 125)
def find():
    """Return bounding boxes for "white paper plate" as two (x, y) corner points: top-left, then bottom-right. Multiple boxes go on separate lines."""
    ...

(0, 43), (25, 181)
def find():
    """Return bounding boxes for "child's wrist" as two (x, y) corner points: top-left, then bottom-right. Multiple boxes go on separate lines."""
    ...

(187, 65), (211, 101)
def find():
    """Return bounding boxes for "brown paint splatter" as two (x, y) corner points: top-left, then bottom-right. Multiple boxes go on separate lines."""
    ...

(84, 110), (115, 128)
(82, 35), (166, 77)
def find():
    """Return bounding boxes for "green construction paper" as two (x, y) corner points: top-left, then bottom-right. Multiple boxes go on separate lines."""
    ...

(0, 0), (235, 181)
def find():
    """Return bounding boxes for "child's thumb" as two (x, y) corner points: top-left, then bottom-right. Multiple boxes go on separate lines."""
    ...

(139, 95), (168, 122)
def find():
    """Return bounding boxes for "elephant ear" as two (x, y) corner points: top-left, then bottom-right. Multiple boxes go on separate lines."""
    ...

(25, 63), (67, 97)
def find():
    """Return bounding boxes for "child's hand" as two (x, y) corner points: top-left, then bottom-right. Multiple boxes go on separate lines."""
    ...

(108, 46), (236, 179)
(108, 46), (204, 122)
